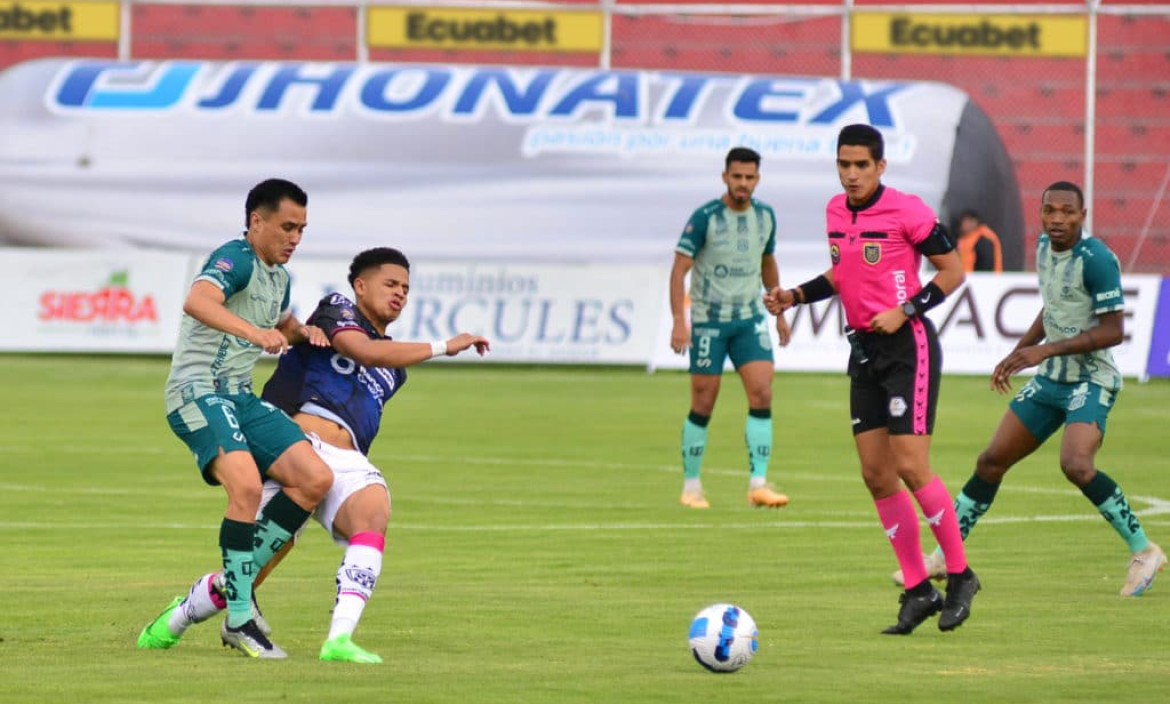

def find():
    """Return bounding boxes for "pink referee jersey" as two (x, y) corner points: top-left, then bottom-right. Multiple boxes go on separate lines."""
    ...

(825, 185), (937, 331)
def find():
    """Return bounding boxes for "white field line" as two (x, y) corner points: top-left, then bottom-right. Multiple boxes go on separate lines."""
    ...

(3, 511), (1170, 534)
(1, 449), (1167, 532)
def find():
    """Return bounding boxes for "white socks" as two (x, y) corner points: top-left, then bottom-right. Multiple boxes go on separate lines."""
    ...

(327, 533), (385, 640)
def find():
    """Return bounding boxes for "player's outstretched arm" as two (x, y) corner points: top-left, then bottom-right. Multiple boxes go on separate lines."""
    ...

(183, 280), (287, 354)
(332, 330), (490, 369)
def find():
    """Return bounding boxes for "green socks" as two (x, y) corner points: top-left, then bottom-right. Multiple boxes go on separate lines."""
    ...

(745, 408), (772, 481)
(682, 411), (710, 480)
(252, 490), (312, 572)
(1082, 471), (1149, 553)
(954, 473), (1001, 540)
(936, 470), (1149, 559)
(220, 518), (256, 629)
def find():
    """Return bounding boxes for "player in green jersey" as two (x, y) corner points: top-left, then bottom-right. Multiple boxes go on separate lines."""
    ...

(138, 179), (335, 657)
(670, 147), (792, 509)
(894, 181), (1165, 596)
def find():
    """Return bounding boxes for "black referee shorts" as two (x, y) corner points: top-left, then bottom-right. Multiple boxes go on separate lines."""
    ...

(847, 317), (942, 436)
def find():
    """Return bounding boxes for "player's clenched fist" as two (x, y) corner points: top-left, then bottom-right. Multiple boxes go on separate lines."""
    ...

(251, 327), (289, 355)
(763, 286), (795, 315)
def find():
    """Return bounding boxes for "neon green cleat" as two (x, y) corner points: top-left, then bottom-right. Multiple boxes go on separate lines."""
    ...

(319, 634), (384, 664)
(137, 596), (184, 649)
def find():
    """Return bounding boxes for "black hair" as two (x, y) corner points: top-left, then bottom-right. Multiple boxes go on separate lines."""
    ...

(958, 209), (981, 222)
(245, 178), (307, 227)
(725, 147), (762, 170)
(348, 247), (411, 288)
(1042, 181), (1085, 209)
(837, 124), (885, 162)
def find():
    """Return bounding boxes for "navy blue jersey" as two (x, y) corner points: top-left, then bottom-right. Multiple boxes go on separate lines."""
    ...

(262, 293), (406, 455)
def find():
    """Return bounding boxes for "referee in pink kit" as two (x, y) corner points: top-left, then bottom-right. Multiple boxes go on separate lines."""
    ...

(765, 124), (979, 635)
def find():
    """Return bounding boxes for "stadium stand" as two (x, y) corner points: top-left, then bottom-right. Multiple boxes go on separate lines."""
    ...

(0, 2), (1165, 271)
(130, 4), (357, 60)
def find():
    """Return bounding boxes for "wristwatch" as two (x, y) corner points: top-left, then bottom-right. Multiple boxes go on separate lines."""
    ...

(901, 301), (917, 318)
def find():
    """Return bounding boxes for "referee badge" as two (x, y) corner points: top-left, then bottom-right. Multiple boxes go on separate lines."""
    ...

(830, 243), (841, 265)
(863, 242), (882, 265)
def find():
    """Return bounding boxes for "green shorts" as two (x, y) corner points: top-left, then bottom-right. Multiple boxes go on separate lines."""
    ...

(689, 317), (774, 375)
(1009, 376), (1118, 443)
(167, 392), (307, 485)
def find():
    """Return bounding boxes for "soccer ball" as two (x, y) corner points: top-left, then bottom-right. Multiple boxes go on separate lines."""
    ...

(688, 603), (758, 673)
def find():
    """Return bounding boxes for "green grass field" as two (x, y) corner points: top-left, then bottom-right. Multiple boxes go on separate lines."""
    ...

(1, 354), (1168, 703)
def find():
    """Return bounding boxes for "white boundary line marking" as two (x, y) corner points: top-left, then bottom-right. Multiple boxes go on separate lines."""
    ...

(4, 518), (1170, 533)
(2, 450), (1167, 532)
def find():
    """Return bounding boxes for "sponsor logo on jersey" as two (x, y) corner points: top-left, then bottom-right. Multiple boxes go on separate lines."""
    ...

(213, 257), (234, 272)
(863, 242), (882, 265)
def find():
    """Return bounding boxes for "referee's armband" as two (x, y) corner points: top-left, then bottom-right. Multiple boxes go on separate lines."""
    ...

(914, 222), (955, 256)
(792, 274), (835, 305)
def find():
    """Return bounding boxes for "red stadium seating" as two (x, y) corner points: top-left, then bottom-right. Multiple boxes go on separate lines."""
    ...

(0, 2), (1166, 270)
(610, 14), (841, 75)
(0, 41), (116, 66)
(130, 4), (357, 61)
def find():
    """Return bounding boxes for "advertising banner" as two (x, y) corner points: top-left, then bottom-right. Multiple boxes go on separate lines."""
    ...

(285, 258), (666, 364)
(367, 5), (604, 53)
(0, 247), (188, 352)
(650, 272), (1162, 378)
(852, 13), (1088, 57)
(0, 1), (119, 42)
(1144, 277), (1170, 378)
(0, 60), (1001, 272)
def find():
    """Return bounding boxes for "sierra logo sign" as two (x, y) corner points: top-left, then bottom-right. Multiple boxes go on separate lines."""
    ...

(38, 270), (158, 323)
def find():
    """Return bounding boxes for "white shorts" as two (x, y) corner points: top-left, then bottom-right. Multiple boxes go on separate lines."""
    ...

(260, 433), (389, 547)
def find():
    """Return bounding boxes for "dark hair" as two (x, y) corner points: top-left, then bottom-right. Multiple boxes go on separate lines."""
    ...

(725, 147), (761, 170)
(837, 124), (884, 161)
(245, 178), (307, 227)
(1042, 181), (1084, 209)
(348, 247), (411, 287)
(959, 209), (981, 222)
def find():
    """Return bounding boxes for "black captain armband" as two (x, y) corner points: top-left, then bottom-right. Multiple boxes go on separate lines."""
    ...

(792, 274), (835, 305)
(909, 282), (946, 315)
(914, 222), (955, 256)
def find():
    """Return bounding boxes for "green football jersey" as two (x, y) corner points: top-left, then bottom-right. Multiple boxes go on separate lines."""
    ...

(1035, 233), (1124, 391)
(676, 198), (776, 324)
(165, 238), (292, 411)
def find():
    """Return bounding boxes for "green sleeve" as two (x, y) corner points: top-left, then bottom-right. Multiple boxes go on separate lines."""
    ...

(280, 278), (292, 317)
(676, 209), (708, 258)
(763, 205), (777, 255)
(194, 241), (254, 299)
(1083, 243), (1124, 314)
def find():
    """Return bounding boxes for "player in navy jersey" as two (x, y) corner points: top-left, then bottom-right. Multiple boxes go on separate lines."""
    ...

(144, 247), (489, 663)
